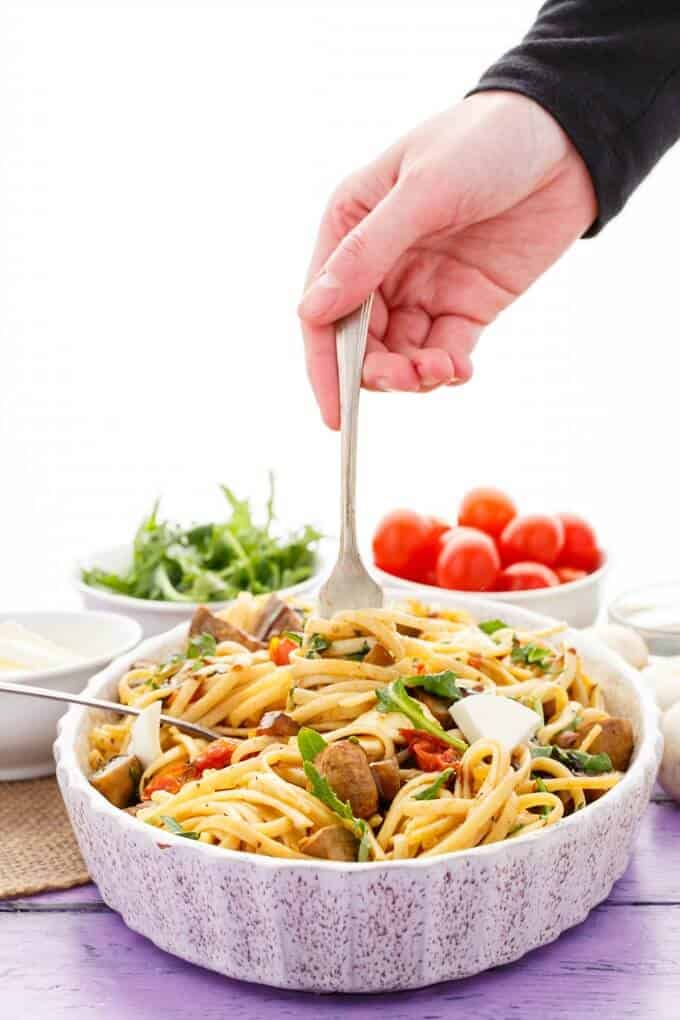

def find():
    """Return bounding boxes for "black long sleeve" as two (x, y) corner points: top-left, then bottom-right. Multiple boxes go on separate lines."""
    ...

(469, 1), (680, 235)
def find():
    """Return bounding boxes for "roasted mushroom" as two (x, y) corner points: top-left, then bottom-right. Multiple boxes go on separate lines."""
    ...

(299, 824), (358, 861)
(189, 606), (266, 652)
(90, 754), (141, 808)
(577, 717), (634, 771)
(251, 595), (303, 642)
(369, 756), (401, 802)
(256, 711), (300, 738)
(315, 740), (379, 819)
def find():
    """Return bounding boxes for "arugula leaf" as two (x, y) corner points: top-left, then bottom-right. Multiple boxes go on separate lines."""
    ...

(530, 744), (613, 774)
(302, 761), (371, 861)
(479, 619), (509, 636)
(511, 639), (553, 670)
(187, 632), (217, 659)
(160, 816), (200, 840)
(404, 670), (464, 702)
(414, 768), (453, 801)
(81, 479), (321, 603)
(376, 679), (468, 753)
(306, 634), (331, 658)
(297, 727), (327, 763)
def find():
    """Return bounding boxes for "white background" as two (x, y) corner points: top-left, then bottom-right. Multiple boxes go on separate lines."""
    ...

(1, 0), (678, 612)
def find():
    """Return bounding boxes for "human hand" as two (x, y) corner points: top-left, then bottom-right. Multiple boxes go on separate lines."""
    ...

(298, 91), (597, 429)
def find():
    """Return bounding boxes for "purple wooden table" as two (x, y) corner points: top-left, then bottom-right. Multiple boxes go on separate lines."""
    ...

(3, 790), (679, 1019)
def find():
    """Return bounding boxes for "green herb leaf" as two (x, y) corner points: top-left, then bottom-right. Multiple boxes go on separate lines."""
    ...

(306, 633), (331, 658)
(160, 815), (200, 840)
(511, 639), (553, 670)
(479, 619), (509, 636)
(343, 641), (371, 662)
(534, 776), (550, 817)
(297, 727), (328, 764)
(530, 744), (613, 775)
(376, 679), (468, 753)
(414, 768), (453, 801)
(281, 631), (303, 646)
(404, 670), (464, 702)
(187, 632), (217, 659)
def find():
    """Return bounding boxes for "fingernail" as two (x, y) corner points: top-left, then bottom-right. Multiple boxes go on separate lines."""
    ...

(298, 271), (341, 319)
(375, 378), (391, 391)
(420, 376), (440, 388)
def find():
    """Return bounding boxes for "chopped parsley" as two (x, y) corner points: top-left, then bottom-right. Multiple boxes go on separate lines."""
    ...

(479, 619), (509, 636)
(160, 816), (200, 840)
(511, 639), (553, 670)
(530, 744), (613, 775)
(306, 633), (331, 658)
(187, 632), (217, 660)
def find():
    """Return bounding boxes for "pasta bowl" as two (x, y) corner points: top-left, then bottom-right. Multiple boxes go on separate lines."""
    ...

(54, 589), (661, 993)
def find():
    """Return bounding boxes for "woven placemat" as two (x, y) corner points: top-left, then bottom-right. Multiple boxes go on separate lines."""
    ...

(0, 776), (89, 899)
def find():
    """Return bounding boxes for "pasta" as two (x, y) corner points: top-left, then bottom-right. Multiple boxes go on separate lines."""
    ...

(88, 593), (633, 862)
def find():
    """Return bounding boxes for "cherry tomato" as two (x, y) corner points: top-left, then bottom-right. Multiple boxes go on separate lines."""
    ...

(435, 528), (500, 591)
(400, 729), (462, 773)
(555, 566), (588, 584)
(193, 738), (237, 777)
(556, 513), (602, 572)
(458, 487), (517, 539)
(499, 514), (564, 566)
(405, 517), (452, 583)
(372, 510), (434, 579)
(269, 635), (299, 666)
(497, 561), (560, 591)
(143, 761), (195, 800)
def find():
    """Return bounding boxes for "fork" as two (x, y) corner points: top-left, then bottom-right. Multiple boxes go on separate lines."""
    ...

(318, 296), (384, 617)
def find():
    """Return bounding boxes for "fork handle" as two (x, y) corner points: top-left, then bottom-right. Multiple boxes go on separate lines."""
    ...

(336, 296), (374, 558)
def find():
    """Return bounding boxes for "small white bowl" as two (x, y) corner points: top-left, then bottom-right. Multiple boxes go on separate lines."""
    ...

(0, 610), (142, 781)
(373, 554), (609, 629)
(74, 542), (327, 637)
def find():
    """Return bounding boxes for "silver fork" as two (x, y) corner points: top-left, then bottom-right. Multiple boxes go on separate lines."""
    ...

(318, 296), (384, 617)
(0, 679), (221, 741)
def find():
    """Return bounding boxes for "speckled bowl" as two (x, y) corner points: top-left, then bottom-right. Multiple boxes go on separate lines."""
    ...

(54, 591), (662, 993)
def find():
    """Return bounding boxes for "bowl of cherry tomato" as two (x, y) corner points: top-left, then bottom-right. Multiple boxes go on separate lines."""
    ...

(371, 487), (607, 628)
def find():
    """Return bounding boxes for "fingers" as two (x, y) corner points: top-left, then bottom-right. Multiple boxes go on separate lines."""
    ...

(302, 321), (340, 429)
(298, 177), (431, 327)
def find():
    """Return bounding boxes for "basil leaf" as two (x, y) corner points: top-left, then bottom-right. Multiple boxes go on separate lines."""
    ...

(376, 679), (467, 752)
(187, 632), (217, 659)
(479, 619), (509, 636)
(297, 727), (328, 764)
(414, 768), (453, 801)
(404, 670), (464, 702)
(160, 816), (200, 840)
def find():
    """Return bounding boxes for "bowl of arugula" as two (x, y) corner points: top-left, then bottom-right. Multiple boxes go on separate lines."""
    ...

(75, 481), (324, 636)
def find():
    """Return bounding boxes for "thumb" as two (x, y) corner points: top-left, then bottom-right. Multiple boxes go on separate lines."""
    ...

(298, 178), (431, 325)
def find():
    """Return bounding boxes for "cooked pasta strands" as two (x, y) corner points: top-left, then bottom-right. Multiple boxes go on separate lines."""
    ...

(89, 596), (631, 863)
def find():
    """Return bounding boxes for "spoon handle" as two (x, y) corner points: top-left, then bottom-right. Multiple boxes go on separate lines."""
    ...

(0, 679), (220, 741)
(336, 295), (374, 558)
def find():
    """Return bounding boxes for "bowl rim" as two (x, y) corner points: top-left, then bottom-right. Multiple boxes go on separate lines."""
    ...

(373, 552), (609, 602)
(0, 610), (143, 683)
(55, 586), (661, 873)
(72, 540), (329, 614)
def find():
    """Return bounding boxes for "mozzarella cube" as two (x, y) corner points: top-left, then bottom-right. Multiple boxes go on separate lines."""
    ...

(450, 694), (540, 750)
(129, 701), (162, 769)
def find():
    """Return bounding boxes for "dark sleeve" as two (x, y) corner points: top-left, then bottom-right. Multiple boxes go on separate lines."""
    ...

(468, 1), (680, 235)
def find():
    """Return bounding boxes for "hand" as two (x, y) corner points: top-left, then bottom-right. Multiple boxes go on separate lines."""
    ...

(298, 91), (597, 429)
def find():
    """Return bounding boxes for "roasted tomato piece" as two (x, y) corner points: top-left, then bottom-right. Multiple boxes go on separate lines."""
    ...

(193, 737), (237, 777)
(400, 729), (461, 773)
(269, 635), (299, 666)
(142, 761), (195, 800)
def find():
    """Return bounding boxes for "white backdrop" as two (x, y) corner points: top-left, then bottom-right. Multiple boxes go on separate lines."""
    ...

(1, 1), (678, 611)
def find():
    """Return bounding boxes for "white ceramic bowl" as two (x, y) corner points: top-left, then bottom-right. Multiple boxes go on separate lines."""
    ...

(55, 589), (660, 993)
(373, 555), (609, 629)
(74, 542), (327, 637)
(0, 611), (142, 780)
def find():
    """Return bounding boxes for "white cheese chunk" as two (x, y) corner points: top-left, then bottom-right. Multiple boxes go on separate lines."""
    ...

(129, 701), (162, 769)
(450, 693), (540, 750)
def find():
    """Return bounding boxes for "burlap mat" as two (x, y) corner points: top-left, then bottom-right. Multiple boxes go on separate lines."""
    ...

(0, 776), (89, 899)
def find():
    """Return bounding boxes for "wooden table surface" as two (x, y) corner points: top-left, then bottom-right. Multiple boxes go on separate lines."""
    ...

(3, 789), (678, 1020)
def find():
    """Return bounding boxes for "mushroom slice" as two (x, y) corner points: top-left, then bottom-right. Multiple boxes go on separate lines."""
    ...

(90, 754), (141, 808)
(299, 825), (358, 861)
